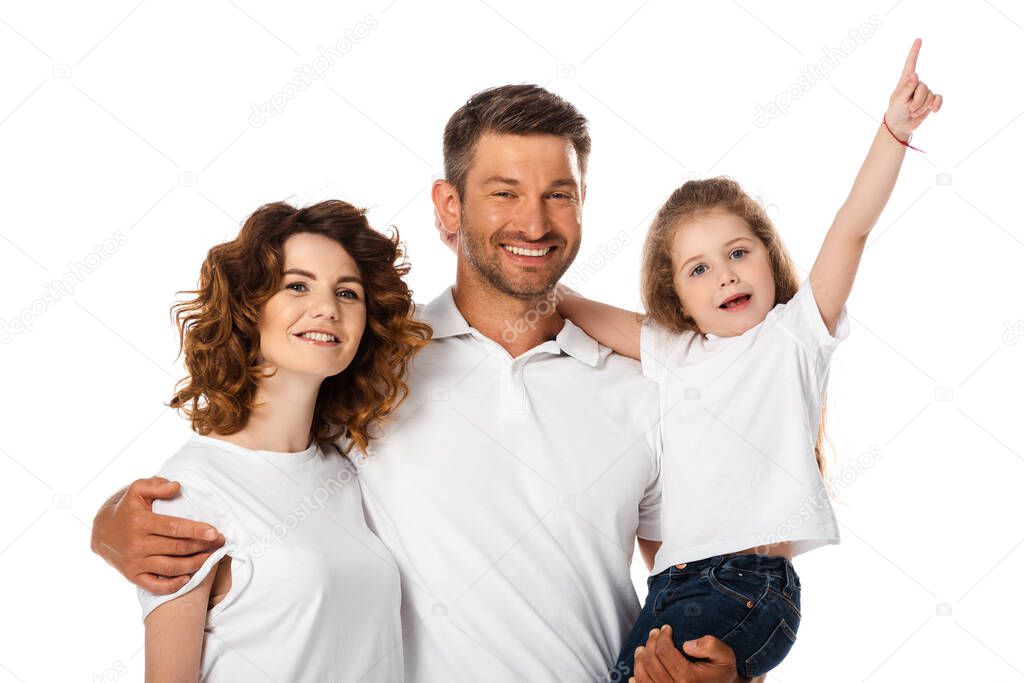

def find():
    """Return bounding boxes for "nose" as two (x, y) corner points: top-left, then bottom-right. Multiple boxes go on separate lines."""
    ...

(718, 266), (738, 288)
(309, 287), (339, 320)
(511, 195), (549, 240)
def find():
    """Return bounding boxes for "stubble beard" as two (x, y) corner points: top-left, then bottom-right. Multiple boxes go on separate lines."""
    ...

(459, 215), (578, 302)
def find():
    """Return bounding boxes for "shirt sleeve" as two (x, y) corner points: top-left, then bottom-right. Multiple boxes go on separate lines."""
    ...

(639, 318), (679, 383)
(136, 459), (234, 622)
(775, 279), (850, 358)
(636, 426), (663, 541)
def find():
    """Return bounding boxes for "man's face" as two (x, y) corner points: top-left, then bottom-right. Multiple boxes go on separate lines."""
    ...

(457, 133), (583, 300)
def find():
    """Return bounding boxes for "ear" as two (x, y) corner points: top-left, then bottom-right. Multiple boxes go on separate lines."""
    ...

(432, 179), (461, 236)
(580, 181), (587, 205)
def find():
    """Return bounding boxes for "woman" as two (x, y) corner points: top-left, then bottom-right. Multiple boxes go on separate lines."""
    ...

(139, 199), (430, 681)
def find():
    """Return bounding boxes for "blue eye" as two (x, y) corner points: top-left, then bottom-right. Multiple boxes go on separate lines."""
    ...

(286, 282), (307, 292)
(337, 289), (359, 300)
(690, 264), (707, 277)
(730, 248), (747, 259)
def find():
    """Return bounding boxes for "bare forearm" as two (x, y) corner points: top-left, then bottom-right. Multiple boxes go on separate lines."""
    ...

(558, 291), (643, 360)
(833, 124), (908, 239)
(810, 40), (941, 333)
(637, 538), (661, 571)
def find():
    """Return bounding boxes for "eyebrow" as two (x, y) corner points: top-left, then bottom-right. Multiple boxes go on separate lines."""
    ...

(283, 268), (363, 285)
(482, 176), (579, 190)
(679, 237), (755, 271)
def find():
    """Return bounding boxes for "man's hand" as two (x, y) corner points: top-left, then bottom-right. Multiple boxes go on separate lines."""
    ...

(631, 625), (757, 683)
(90, 477), (224, 594)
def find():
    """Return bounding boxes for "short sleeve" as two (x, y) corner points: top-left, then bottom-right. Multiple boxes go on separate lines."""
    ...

(636, 432), (662, 541)
(776, 279), (850, 358)
(136, 462), (233, 622)
(640, 318), (679, 383)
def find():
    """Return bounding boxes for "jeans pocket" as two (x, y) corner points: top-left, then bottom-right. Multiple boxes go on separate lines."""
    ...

(743, 618), (797, 677)
(707, 565), (770, 607)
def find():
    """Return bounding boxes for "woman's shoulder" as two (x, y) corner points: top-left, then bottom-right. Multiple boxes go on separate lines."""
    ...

(157, 435), (233, 477)
(150, 435), (260, 506)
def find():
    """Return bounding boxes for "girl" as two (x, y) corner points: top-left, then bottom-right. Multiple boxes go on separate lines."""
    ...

(138, 200), (431, 681)
(558, 40), (941, 679)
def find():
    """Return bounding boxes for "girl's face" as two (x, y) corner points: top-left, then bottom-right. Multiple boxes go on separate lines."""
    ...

(257, 232), (367, 380)
(669, 209), (776, 338)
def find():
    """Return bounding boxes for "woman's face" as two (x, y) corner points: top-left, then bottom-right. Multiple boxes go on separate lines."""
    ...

(257, 232), (367, 380)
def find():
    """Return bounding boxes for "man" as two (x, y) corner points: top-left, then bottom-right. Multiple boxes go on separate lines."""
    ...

(92, 84), (748, 682)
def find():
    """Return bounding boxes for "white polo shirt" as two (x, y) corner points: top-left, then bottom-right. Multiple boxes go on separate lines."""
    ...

(351, 286), (662, 683)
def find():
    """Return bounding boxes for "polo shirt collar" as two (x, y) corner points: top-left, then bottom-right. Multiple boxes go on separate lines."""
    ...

(420, 286), (600, 367)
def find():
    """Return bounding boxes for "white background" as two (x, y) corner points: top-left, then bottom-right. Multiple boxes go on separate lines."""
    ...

(1, 1), (1022, 681)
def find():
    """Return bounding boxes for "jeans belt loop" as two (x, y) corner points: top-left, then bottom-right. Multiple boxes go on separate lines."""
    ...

(783, 559), (796, 596)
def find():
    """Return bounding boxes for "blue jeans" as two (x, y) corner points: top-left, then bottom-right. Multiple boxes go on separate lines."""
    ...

(612, 554), (801, 680)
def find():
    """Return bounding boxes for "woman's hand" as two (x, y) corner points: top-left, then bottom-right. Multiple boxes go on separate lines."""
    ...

(885, 38), (942, 142)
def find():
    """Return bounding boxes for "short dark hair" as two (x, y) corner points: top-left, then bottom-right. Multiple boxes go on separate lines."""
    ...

(442, 84), (591, 197)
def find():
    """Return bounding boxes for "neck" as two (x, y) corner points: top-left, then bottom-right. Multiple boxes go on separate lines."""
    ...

(452, 262), (565, 357)
(213, 370), (321, 453)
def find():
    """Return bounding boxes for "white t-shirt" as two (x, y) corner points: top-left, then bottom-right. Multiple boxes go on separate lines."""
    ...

(350, 286), (662, 682)
(137, 434), (404, 683)
(641, 279), (848, 575)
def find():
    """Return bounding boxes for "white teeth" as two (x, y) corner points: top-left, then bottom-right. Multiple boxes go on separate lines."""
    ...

(503, 245), (552, 257)
(721, 295), (749, 309)
(299, 332), (337, 342)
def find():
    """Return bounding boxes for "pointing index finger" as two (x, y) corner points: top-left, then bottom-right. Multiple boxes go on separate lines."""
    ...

(901, 38), (922, 80)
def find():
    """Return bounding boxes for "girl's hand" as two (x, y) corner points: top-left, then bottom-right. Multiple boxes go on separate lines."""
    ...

(435, 208), (459, 254)
(885, 38), (942, 141)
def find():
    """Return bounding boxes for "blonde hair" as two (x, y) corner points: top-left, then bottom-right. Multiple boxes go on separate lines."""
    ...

(640, 177), (830, 478)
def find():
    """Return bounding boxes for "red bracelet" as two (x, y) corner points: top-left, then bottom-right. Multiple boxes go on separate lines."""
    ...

(883, 115), (925, 153)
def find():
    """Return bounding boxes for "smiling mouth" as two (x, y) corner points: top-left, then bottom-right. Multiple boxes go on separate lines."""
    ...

(501, 244), (554, 257)
(719, 294), (751, 310)
(294, 331), (339, 343)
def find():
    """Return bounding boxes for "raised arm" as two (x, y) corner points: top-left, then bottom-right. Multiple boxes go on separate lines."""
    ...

(91, 477), (224, 593)
(809, 38), (942, 334)
(556, 285), (645, 360)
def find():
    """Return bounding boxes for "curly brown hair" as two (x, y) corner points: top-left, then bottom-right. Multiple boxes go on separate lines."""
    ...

(640, 177), (831, 479)
(169, 199), (432, 454)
